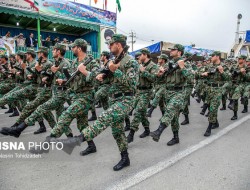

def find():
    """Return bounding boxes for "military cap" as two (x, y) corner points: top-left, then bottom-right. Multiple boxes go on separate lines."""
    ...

(108, 34), (127, 45)
(36, 46), (49, 53)
(101, 51), (110, 57)
(157, 53), (169, 60)
(140, 48), (150, 55)
(9, 54), (16, 59)
(53, 43), (66, 51)
(238, 55), (247, 60)
(16, 51), (25, 57)
(183, 52), (192, 58)
(0, 54), (8, 59)
(169, 44), (184, 52)
(70, 39), (87, 47)
(134, 52), (142, 59)
(26, 48), (36, 55)
(210, 51), (221, 57)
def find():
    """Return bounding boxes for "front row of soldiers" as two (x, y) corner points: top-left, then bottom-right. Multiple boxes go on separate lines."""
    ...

(0, 34), (249, 171)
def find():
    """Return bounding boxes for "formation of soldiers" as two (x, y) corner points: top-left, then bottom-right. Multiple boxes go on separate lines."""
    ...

(0, 34), (250, 171)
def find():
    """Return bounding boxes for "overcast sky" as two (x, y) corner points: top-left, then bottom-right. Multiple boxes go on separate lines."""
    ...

(80, 0), (250, 52)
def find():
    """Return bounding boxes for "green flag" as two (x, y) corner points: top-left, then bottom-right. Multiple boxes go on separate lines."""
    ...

(116, 0), (121, 12)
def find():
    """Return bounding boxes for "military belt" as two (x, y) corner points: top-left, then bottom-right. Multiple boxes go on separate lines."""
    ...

(137, 86), (152, 90)
(208, 83), (224, 87)
(167, 86), (185, 91)
(114, 92), (133, 99)
(57, 86), (67, 91)
(75, 87), (94, 93)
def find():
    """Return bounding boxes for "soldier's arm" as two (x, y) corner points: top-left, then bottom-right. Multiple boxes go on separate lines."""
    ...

(85, 61), (100, 82)
(141, 64), (159, 82)
(113, 59), (139, 88)
(220, 66), (230, 81)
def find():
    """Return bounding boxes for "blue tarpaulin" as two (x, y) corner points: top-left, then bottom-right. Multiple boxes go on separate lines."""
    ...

(130, 42), (161, 57)
(245, 30), (250, 42)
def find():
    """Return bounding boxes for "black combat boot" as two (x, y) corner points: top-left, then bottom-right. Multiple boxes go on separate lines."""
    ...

(88, 111), (97, 121)
(228, 100), (236, 110)
(196, 95), (201, 103)
(242, 105), (248, 113)
(127, 129), (135, 143)
(231, 111), (238, 120)
(34, 121), (47, 134)
(220, 104), (226, 110)
(139, 127), (150, 138)
(124, 117), (130, 131)
(160, 109), (165, 116)
(80, 140), (97, 156)
(1, 122), (28, 138)
(167, 131), (179, 146)
(5, 108), (13, 114)
(0, 105), (7, 109)
(146, 106), (155, 117)
(200, 103), (208, 115)
(211, 120), (219, 129)
(204, 123), (213, 137)
(113, 150), (130, 171)
(95, 101), (102, 108)
(66, 133), (73, 138)
(191, 91), (197, 98)
(149, 123), (167, 142)
(181, 114), (189, 125)
(205, 111), (210, 117)
(9, 108), (19, 117)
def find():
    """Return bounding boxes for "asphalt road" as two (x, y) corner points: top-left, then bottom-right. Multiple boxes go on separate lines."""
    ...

(0, 98), (249, 190)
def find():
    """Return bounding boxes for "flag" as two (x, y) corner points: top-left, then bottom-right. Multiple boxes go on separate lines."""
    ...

(116, 0), (121, 12)
(94, 0), (98, 4)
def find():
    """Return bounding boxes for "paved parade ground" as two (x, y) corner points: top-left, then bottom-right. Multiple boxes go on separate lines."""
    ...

(0, 99), (250, 190)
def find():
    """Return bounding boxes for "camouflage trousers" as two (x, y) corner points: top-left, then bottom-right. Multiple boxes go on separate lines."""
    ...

(182, 86), (193, 115)
(51, 91), (94, 138)
(130, 90), (152, 131)
(82, 96), (134, 152)
(151, 85), (166, 113)
(231, 84), (246, 111)
(160, 90), (185, 132)
(207, 87), (223, 123)
(18, 87), (55, 128)
(0, 82), (16, 109)
(243, 84), (250, 98)
(95, 85), (109, 110)
(221, 82), (232, 106)
(25, 91), (70, 134)
(0, 84), (36, 108)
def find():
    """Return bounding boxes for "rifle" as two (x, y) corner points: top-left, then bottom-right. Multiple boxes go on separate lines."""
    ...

(99, 45), (129, 78)
(26, 57), (43, 79)
(63, 56), (94, 86)
(2, 64), (13, 76)
(41, 57), (63, 83)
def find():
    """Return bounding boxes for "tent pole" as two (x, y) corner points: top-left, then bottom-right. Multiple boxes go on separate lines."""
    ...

(37, 17), (41, 47)
(98, 28), (101, 57)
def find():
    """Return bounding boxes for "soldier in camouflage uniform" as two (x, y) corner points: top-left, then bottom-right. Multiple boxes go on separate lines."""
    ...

(0, 47), (56, 136)
(228, 55), (249, 119)
(150, 44), (193, 145)
(126, 48), (158, 143)
(146, 54), (168, 117)
(181, 52), (195, 125)
(39, 39), (99, 156)
(199, 51), (230, 136)
(0, 55), (17, 114)
(42, 34), (139, 171)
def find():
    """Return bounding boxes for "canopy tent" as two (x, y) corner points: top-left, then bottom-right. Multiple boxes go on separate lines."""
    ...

(0, 6), (99, 52)
(246, 30), (250, 43)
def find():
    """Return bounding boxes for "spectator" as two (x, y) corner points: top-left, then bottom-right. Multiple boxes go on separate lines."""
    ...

(2, 31), (11, 41)
(239, 36), (242, 44)
(53, 36), (60, 46)
(44, 36), (52, 48)
(15, 33), (26, 48)
(25, 33), (36, 47)
(61, 38), (69, 50)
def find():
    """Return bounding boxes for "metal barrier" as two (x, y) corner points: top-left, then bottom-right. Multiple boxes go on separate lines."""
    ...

(16, 47), (100, 60)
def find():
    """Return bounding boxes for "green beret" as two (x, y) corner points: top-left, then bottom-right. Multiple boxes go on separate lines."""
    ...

(157, 54), (169, 61)
(16, 51), (25, 57)
(0, 54), (8, 60)
(108, 34), (127, 45)
(169, 44), (184, 52)
(140, 48), (150, 55)
(70, 39), (87, 47)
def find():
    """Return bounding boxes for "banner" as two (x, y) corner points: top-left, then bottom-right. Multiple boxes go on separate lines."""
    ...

(36, 0), (117, 27)
(0, 0), (37, 11)
(245, 30), (250, 42)
(184, 46), (214, 57)
(0, 37), (15, 55)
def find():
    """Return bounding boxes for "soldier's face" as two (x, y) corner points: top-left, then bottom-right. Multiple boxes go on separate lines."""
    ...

(139, 54), (146, 62)
(109, 43), (119, 55)
(170, 49), (178, 57)
(71, 46), (80, 57)
(238, 58), (244, 64)
(100, 55), (105, 62)
(211, 55), (218, 63)
(52, 48), (59, 58)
